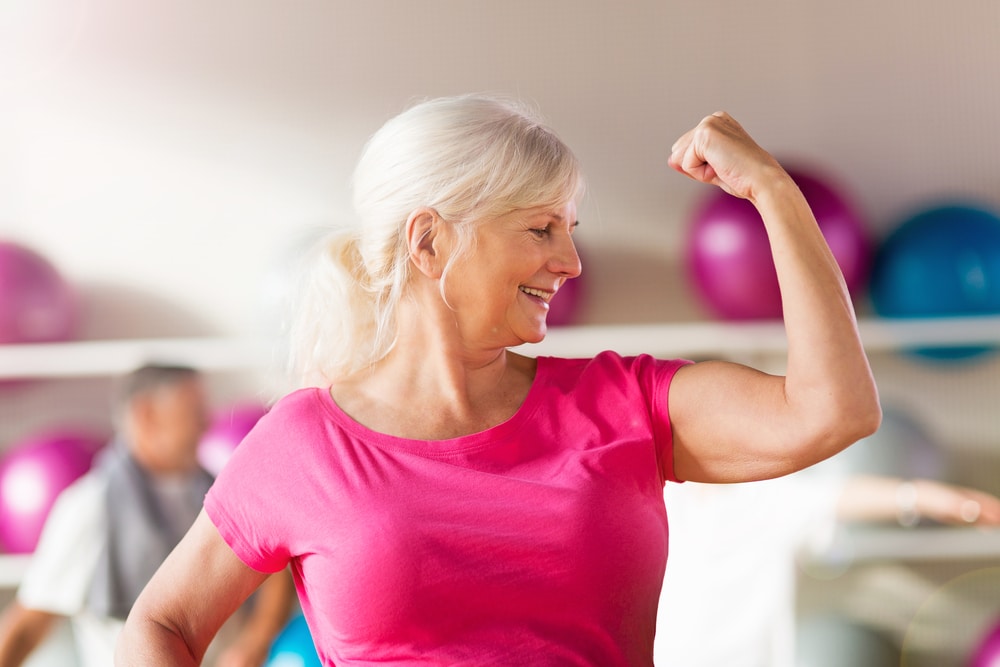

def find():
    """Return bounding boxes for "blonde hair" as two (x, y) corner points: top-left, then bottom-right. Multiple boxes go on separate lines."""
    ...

(288, 94), (585, 386)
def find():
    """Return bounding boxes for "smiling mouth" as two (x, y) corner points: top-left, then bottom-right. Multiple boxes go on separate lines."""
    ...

(519, 286), (554, 303)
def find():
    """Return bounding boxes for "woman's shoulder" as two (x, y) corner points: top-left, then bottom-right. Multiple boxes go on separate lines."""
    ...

(266, 386), (331, 417)
(539, 350), (690, 376)
(219, 387), (337, 473)
(534, 352), (692, 405)
(246, 387), (337, 443)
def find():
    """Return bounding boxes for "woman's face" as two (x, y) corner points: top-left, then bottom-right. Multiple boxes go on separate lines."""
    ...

(445, 200), (581, 349)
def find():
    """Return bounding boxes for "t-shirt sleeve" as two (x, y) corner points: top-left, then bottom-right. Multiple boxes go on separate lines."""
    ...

(18, 474), (106, 615)
(204, 390), (317, 574)
(628, 354), (692, 484)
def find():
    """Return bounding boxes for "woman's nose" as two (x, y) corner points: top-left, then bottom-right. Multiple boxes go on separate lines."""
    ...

(551, 235), (582, 278)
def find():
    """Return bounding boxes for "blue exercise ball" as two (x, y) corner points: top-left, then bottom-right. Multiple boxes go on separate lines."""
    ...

(266, 614), (321, 667)
(870, 203), (1000, 360)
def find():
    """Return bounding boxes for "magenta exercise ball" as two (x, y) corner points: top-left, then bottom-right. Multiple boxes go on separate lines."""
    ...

(197, 402), (268, 476)
(686, 168), (871, 320)
(547, 245), (588, 327)
(0, 241), (79, 344)
(0, 430), (104, 553)
(548, 274), (585, 327)
(970, 618), (1000, 667)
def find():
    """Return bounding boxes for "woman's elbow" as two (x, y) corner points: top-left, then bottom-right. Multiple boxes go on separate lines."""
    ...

(115, 607), (198, 666)
(115, 614), (152, 665)
(842, 382), (882, 443)
(810, 387), (882, 463)
(770, 384), (879, 472)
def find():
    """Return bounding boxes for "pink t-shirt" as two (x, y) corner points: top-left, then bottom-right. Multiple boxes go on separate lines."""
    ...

(205, 352), (688, 666)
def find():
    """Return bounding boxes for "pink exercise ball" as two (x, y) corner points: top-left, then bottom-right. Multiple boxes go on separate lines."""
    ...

(547, 245), (588, 327)
(0, 241), (79, 344)
(197, 402), (268, 476)
(685, 168), (872, 320)
(970, 618), (1000, 667)
(0, 430), (104, 553)
(548, 274), (585, 327)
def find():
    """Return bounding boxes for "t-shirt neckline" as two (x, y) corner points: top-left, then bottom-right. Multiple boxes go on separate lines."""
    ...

(314, 356), (552, 458)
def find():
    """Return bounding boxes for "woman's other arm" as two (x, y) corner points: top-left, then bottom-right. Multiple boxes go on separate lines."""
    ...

(115, 510), (271, 666)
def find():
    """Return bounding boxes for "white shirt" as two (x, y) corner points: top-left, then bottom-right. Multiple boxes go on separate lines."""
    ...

(656, 473), (843, 667)
(18, 474), (120, 667)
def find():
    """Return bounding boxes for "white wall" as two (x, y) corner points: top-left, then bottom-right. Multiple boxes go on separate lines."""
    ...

(3, 0), (1000, 458)
(3, 0), (999, 337)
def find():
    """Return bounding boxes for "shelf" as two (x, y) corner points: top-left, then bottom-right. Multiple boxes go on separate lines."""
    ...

(0, 336), (271, 379)
(0, 554), (31, 588)
(523, 314), (1000, 358)
(2, 315), (1000, 379)
(809, 526), (1000, 566)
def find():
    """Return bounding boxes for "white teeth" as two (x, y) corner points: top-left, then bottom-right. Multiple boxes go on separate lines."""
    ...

(519, 286), (553, 302)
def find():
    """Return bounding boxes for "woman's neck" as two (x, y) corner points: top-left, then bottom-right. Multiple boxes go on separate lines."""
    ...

(331, 324), (536, 440)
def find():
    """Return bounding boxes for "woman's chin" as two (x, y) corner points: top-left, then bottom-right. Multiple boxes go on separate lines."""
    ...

(519, 324), (548, 345)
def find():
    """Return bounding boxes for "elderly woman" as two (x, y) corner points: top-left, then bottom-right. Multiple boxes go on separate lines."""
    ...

(116, 95), (880, 666)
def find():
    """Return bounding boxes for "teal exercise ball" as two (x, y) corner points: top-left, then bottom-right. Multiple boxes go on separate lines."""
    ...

(870, 202), (1000, 360)
(266, 614), (321, 667)
(796, 613), (899, 667)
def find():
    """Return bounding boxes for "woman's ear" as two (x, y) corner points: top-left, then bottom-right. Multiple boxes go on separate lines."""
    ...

(406, 207), (447, 278)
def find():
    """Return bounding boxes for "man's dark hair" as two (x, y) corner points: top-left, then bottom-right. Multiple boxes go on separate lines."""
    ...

(113, 363), (200, 417)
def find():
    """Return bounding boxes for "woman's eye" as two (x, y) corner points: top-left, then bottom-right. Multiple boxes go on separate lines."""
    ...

(530, 226), (551, 238)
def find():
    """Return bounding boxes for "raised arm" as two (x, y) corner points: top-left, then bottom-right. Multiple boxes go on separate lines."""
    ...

(667, 112), (881, 483)
(115, 510), (271, 666)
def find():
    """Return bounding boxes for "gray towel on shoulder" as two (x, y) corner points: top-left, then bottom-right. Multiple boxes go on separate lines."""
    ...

(86, 442), (214, 620)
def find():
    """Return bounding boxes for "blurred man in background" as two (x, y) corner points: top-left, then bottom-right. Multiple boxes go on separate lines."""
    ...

(657, 470), (1000, 666)
(0, 364), (292, 667)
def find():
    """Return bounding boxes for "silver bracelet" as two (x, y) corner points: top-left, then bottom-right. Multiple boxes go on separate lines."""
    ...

(896, 481), (920, 528)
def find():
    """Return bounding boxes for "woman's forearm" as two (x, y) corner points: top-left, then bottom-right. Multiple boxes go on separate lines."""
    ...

(754, 174), (881, 454)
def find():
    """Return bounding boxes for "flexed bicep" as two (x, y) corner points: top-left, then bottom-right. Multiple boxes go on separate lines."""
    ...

(665, 112), (880, 481)
(668, 360), (842, 483)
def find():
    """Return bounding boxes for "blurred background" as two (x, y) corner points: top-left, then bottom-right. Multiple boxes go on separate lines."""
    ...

(2, 1), (1000, 665)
